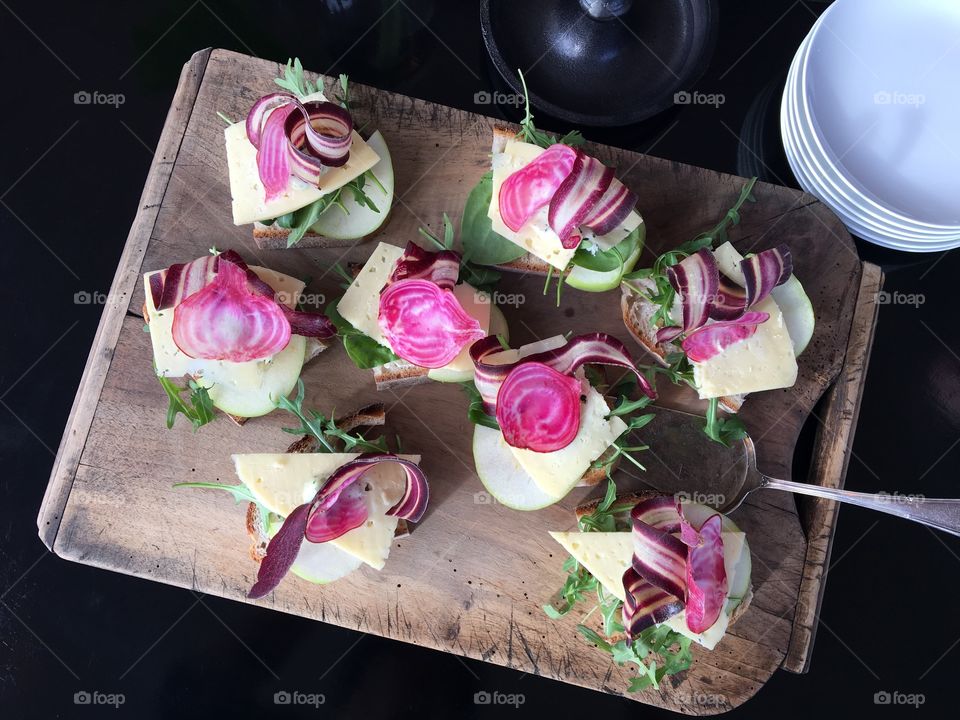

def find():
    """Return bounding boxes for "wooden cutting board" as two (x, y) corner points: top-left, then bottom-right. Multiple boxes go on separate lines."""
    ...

(38, 49), (882, 714)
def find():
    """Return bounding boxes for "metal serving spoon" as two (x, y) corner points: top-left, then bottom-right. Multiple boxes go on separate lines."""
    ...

(719, 437), (960, 536)
(628, 407), (960, 537)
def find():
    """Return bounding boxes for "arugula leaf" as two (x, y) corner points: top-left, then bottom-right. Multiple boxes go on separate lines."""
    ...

(460, 172), (527, 266)
(336, 73), (351, 110)
(172, 481), (257, 504)
(157, 375), (215, 431)
(277, 379), (389, 453)
(703, 397), (748, 446)
(274, 57), (321, 98)
(460, 382), (499, 430)
(325, 300), (401, 369)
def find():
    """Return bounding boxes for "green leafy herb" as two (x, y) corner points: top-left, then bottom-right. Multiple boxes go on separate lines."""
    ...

(516, 70), (586, 150)
(460, 172), (526, 266)
(543, 558), (598, 619)
(279, 173), (381, 248)
(460, 382), (499, 430)
(277, 379), (389, 453)
(336, 73), (351, 110)
(703, 397), (748, 447)
(172, 481), (258, 504)
(157, 374), (215, 431)
(274, 57), (321, 98)
(216, 110), (235, 126)
(325, 300), (400, 369)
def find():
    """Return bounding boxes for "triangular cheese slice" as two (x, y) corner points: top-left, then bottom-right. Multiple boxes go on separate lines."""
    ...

(233, 453), (419, 570)
(549, 529), (747, 649)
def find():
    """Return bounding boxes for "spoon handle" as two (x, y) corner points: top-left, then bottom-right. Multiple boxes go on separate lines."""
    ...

(762, 478), (960, 537)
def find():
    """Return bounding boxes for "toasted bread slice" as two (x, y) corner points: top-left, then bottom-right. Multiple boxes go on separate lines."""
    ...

(572, 490), (754, 630)
(619, 284), (744, 414)
(142, 303), (329, 427)
(371, 360), (431, 390)
(251, 222), (386, 250)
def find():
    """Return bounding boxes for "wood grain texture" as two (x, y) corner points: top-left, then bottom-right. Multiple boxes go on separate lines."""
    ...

(39, 49), (873, 714)
(783, 263), (883, 674)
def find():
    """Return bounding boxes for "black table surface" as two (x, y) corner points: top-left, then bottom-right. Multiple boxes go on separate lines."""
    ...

(2, 1), (958, 718)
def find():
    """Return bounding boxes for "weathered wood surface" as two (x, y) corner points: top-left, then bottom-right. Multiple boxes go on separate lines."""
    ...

(39, 49), (872, 714)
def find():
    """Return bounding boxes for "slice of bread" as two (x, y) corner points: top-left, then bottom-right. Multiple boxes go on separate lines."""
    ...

(251, 221), (386, 250)
(620, 284), (744, 414)
(572, 490), (754, 630)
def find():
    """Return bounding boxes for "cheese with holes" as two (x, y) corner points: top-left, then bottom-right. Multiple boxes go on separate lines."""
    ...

(225, 91), (380, 225)
(143, 264), (307, 417)
(690, 242), (798, 399)
(549, 529), (747, 649)
(335, 242), (492, 373)
(233, 453), (420, 569)
(487, 138), (643, 268)
(509, 385), (627, 498)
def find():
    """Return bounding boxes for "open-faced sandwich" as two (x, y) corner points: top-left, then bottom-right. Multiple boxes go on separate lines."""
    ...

(461, 75), (644, 293)
(143, 249), (335, 428)
(224, 59), (393, 249)
(176, 388), (428, 597)
(330, 228), (509, 388)
(620, 180), (815, 443)
(467, 333), (656, 510)
(546, 491), (752, 693)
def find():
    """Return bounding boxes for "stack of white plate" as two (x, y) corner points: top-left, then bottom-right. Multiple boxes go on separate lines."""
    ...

(781, 0), (960, 251)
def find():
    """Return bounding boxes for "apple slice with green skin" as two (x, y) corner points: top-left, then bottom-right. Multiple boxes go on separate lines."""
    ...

(473, 425), (561, 510)
(771, 275), (815, 356)
(204, 335), (307, 418)
(264, 512), (363, 584)
(308, 130), (394, 240)
(427, 304), (508, 383)
(565, 224), (645, 292)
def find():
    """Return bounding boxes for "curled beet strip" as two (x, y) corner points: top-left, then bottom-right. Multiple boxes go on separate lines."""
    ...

(667, 248), (719, 336)
(708, 274), (750, 321)
(385, 241), (461, 291)
(245, 92), (354, 198)
(548, 152), (614, 248)
(680, 311), (769, 362)
(498, 144), (577, 232)
(741, 244), (793, 309)
(581, 178), (637, 236)
(631, 516), (689, 601)
(683, 514), (727, 633)
(248, 502), (311, 599)
(495, 362), (583, 452)
(621, 568), (685, 639)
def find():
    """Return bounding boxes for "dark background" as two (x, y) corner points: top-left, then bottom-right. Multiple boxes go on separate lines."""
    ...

(2, 1), (958, 717)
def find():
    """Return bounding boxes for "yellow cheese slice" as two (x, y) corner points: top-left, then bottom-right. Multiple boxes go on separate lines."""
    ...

(690, 241), (798, 399)
(233, 453), (420, 570)
(335, 241), (491, 373)
(508, 385), (627, 499)
(549, 529), (747, 649)
(225, 92), (380, 225)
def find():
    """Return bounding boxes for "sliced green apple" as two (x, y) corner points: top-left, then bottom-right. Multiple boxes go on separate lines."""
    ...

(204, 335), (307, 418)
(473, 425), (560, 510)
(566, 223), (645, 292)
(771, 275), (815, 356)
(309, 130), (394, 240)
